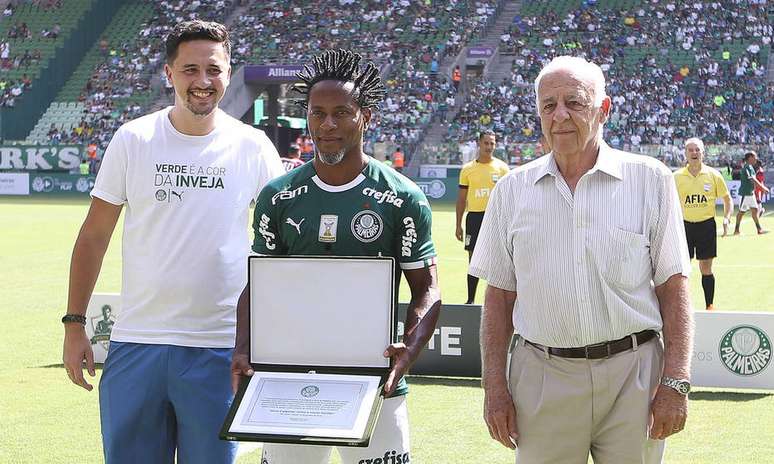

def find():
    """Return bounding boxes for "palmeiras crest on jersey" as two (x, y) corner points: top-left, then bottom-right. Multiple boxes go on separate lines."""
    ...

(351, 210), (383, 243)
(90, 304), (116, 350)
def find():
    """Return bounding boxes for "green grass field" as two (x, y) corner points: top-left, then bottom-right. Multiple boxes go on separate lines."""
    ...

(0, 197), (772, 463)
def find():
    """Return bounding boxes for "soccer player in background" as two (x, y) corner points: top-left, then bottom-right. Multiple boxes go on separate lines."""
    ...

(231, 49), (441, 464)
(455, 130), (509, 304)
(754, 160), (766, 216)
(734, 150), (769, 235)
(674, 137), (732, 310)
(62, 20), (284, 463)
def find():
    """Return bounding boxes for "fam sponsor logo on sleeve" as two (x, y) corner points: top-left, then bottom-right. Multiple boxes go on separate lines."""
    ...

(719, 325), (771, 376)
(351, 210), (383, 243)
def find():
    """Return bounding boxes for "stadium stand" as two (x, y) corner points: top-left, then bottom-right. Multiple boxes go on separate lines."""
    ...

(420, 0), (773, 167)
(23, 0), (236, 148)
(5, 0), (772, 171)
(229, 0), (501, 158)
(0, 0), (95, 107)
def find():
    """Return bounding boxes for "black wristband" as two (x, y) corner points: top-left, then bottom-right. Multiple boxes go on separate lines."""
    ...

(61, 314), (87, 325)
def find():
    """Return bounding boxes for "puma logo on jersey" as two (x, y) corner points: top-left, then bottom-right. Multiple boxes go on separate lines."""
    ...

(286, 217), (305, 235)
(362, 187), (404, 208)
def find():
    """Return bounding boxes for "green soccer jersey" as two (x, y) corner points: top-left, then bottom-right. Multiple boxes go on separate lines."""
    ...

(251, 159), (438, 397)
(739, 163), (756, 196)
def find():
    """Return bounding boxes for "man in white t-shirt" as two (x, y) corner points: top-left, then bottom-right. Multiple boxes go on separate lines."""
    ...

(61, 20), (284, 464)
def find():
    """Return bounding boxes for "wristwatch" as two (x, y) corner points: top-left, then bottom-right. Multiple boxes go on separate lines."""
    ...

(661, 376), (691, 395)
(61, 314), (87, 325)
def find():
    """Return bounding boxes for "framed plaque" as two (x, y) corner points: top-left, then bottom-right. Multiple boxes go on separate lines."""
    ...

(221, 256), (396, 447)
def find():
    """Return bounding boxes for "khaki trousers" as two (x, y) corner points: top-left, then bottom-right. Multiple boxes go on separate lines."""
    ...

(508, 335), (666, 464)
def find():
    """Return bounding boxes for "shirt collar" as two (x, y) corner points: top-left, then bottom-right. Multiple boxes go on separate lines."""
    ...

(534, 140), (623, 184)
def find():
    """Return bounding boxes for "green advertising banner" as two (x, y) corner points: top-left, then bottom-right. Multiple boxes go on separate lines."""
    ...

(411, 177), (458, 203)
(28, 173), (95, 195)
(0, 145), (83, 172)
(398, 303), (482, 377)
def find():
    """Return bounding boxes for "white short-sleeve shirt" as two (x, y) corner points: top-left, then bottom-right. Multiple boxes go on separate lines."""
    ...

(470, 142), (691, 348)
(92, 107), (285, 348)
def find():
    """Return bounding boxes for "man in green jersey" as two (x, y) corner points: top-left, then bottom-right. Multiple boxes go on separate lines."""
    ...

(734, 151), (769, 235)
(231, 50), (442, 464)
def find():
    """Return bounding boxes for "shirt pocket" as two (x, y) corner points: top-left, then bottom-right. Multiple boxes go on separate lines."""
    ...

(588, 227), (651, 290)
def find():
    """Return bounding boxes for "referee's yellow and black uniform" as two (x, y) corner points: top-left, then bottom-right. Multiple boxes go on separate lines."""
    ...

(458, 157), (509, 304)
(674, 164), (730, 307)
(459, 158), (510, 252)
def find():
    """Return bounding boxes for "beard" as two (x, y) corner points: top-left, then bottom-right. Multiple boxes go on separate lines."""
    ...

(183, 89), (217, 117)
(317, 149), (346, 166)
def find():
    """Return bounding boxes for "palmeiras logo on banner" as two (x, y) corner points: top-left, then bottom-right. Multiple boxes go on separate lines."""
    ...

(76, 177), (94, 193)
(427, 180), (446, 199)
(90, 304), (115, 351)
(719, 325), (771, 376)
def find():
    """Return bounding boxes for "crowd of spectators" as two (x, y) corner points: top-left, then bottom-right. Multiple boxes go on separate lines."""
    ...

(0, 0), (61, 106)
(21, 0), (773, 169)
(50, 0), (234, 150)
(31, 0), (499, 156)
(228, 0), (498, 154)
(430, 0), (773, 165)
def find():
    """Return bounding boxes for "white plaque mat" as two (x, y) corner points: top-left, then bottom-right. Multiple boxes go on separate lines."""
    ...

(228, 371), (381, 439)
(249, 256), (394, 368)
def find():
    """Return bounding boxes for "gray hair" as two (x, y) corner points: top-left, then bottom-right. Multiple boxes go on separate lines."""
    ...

(534, 56), (607, 110)
(684, 137), (705, 152)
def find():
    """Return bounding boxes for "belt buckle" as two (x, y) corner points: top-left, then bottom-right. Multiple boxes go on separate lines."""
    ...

(584, 341), (611, 359)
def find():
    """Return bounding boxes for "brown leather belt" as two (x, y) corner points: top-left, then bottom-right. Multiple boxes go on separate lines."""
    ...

(524, 330), (658, 359)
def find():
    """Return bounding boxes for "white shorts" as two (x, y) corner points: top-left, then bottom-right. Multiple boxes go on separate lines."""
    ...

(739, 194), (760, 212)
(261, 395), (411, 464)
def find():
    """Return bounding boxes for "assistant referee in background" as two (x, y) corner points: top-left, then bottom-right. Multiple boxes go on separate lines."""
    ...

(455, 130), (510, 304)
(674, 137), (732, 310)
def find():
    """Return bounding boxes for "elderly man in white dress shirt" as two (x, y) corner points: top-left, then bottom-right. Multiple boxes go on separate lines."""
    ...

(470, 56), (694, 463)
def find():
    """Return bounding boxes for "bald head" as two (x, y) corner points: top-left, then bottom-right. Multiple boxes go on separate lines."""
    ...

(534, 56), (607, 111)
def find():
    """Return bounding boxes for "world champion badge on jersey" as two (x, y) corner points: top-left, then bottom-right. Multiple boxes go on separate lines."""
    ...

(351, 210), (383, 243)
(319, 215), (338, 243)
